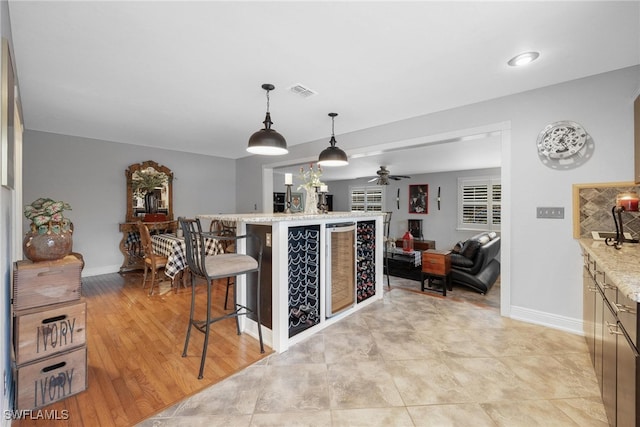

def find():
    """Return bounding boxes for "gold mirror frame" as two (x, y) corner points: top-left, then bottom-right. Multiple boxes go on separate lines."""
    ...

(125, 160), (173, 222)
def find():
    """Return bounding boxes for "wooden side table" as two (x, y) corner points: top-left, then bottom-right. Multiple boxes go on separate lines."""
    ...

(421, 249), (452, 296)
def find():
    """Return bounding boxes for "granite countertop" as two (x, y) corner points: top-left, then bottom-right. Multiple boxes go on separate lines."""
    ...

(578, 238), (640, 302)
(198, 211), (383, 223)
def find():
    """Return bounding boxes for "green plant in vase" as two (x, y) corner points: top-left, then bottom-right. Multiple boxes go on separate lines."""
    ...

(132, 168), (168, 213)
(131, 168), (169, 198)
(23, 198), (73, 261)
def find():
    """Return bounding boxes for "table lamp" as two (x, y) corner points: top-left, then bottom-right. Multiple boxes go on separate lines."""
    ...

(605, 191), (639, 249)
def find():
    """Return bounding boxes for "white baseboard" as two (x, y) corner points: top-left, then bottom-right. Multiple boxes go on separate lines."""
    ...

(82, 264), (121, 277)
(510, 305), (584, 336)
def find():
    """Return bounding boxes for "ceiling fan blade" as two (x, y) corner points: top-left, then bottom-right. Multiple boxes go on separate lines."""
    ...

(368, 177), (377, 182)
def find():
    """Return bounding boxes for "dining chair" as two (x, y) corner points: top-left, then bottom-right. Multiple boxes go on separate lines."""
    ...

(137, 221), (169, 295)
(179, 217), (265, 379)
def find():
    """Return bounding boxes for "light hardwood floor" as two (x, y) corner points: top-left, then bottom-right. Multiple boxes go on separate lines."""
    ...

(13, 272), (271, 427)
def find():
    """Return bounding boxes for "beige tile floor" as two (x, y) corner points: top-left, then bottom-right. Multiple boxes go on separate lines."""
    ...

(139, 278), (608, 426)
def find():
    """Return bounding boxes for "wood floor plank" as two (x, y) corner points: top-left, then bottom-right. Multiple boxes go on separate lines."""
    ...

(13, 272), (271, 427)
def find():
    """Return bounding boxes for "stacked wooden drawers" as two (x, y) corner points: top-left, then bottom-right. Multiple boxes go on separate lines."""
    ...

(12, 254), (87, 410)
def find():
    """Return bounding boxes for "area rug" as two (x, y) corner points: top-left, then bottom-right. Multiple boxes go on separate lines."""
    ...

(387, 275), (500, 310)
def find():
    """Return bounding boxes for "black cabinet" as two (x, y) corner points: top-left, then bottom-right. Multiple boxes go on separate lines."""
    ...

(273, 192), (285, 213)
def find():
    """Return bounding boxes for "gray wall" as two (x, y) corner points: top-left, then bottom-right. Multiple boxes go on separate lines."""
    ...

(237, 65), (640, 333)
(22, 130), (237, 275)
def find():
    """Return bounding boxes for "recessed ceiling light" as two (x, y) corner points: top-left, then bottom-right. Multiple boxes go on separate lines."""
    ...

(507, 51), (540, 67)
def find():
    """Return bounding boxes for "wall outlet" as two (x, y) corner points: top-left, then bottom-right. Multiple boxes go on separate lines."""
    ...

(537, 207), (565, 219)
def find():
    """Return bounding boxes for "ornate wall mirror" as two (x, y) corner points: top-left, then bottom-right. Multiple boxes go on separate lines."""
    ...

(125, 160), (173, 222)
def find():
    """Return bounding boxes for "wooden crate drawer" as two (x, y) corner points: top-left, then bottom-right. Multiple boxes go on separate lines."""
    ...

(13, 254), (83, 310)
(14, 300), (87, 365)
(422, 250), (451, 275)
(16, 346), (87, 410)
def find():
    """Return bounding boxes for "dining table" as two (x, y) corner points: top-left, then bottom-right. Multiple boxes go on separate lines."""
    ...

(151, 233), (225, 288)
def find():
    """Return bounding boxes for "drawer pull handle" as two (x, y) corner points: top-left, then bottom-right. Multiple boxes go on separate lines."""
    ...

(41, 361), (66, 373)
(37, 270), (64, 277)
(615, 304), (636, 314)
(42, 314), (67, 324)
(606, 322), (623, 335)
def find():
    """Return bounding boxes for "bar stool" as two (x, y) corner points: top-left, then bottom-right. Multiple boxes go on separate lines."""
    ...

(179, 217), (265, 379)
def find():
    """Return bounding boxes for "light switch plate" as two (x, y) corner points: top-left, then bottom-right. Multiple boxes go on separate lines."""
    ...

(537, 207), (564, 219)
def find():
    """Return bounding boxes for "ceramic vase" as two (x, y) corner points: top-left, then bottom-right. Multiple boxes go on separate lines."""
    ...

(144, 191), (158, 213)
(304, 187), (319, 215)
(23, 220), (73, 262)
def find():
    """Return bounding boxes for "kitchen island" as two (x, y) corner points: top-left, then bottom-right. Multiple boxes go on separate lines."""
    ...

(198, 212), (385, 352)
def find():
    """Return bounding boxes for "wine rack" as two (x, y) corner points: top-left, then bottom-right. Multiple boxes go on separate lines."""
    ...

(357, 220), (376, 303)
(288, 225), (320, 337)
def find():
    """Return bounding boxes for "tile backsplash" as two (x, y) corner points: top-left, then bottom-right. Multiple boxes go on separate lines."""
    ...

(579, 184), (640, 238)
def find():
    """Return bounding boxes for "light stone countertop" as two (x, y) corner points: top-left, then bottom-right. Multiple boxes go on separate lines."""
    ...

(578, 238), (640, 302)
(197, 211), (383, 223)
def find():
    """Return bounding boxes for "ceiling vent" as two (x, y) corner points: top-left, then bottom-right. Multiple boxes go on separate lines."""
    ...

(288, 83), (318, 98)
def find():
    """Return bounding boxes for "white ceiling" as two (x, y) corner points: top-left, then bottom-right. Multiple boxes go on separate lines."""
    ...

(7, 1), (640, 181)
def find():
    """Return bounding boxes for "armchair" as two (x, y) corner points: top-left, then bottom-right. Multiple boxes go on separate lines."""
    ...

(450, 231), (500, 294)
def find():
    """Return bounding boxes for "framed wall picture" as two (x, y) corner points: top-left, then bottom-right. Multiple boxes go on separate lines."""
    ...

(290, 192), (304, 213)
(409, 184), (428, 214)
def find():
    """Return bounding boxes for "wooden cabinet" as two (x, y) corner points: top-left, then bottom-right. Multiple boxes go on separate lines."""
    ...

(582, 251), (640, 426)
(583, 254), (597, 365)
(421, 249), (452, 296)
(603, 297), (618, 426)
(422, 250), (451, 276)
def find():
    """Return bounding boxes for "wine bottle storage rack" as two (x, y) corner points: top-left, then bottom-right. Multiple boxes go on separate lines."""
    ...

(357, 220), (376, 303)
(288, 225), (320, 337)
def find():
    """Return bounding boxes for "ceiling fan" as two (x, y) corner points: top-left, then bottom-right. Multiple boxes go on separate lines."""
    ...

(367, 166), (411, 185)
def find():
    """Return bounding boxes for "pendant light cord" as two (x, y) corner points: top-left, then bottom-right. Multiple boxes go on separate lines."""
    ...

(265, 89), (270, 113)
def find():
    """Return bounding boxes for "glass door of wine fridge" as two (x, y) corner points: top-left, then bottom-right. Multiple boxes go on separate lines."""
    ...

(325, 222), (356, 318)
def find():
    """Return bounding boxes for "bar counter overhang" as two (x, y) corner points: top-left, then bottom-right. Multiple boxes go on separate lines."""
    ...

(197, 212), (385, 353)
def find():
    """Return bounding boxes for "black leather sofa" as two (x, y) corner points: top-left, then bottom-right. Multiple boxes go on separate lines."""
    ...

(450, 231), (500, 294)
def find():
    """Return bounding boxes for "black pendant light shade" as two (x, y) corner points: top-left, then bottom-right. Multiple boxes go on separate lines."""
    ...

(318, 112), (348, 166)
(247, 83), (288, 156)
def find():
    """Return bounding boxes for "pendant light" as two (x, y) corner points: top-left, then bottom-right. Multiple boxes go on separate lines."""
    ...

(318, 112), (348, 166)
(247, 83), (288, 155)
